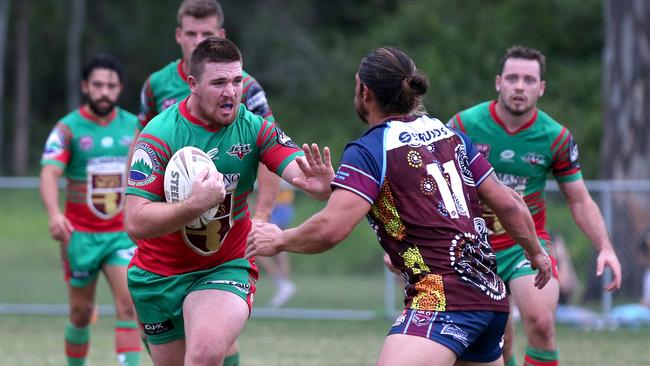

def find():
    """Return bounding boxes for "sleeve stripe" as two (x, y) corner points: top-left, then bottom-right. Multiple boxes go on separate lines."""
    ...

(474, 167), (494, 187)
(331, 182), (374, 205)
(454, 113), (467, 133)
(551, 127), (567, 151)
(339, 164), (379, 184)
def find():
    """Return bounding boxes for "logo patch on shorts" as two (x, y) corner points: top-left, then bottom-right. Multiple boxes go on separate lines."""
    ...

(204, 280), (251, 294)
(441, 324), (469, 347)
(142, 319), (174, 335)
(411, 311), (434, 327)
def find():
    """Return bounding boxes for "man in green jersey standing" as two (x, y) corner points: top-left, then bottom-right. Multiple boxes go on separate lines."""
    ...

(125, 37), (334, 366)
(40, 54), (141, 366)
(448, 46), (622, 366)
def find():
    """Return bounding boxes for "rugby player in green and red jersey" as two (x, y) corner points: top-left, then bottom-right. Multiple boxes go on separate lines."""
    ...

(125, 37), (334, 366)
(40, 54), (141, 366)
(448, 46), (622, 366)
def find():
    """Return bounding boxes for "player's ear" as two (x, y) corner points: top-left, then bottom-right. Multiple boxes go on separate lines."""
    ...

(495, 75), (501, 93)
(187, 75), (198, 94)
(539, 80), (546, 97)
(175, 27), (182, 44)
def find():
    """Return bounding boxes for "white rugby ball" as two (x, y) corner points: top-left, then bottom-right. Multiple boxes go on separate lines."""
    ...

(164, 146), (219, 228)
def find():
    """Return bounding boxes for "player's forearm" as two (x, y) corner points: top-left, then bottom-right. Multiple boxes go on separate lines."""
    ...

(39, 169), (62, 218)
(490, 191), (543, 256)
(124, 196), (205, 239)
(569, 199), (614, 252)
(253, 164), (280, 221)
(277, 211), (349, 254)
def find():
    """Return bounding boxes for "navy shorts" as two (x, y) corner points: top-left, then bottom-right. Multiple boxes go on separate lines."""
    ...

(388, 309), (508, 362)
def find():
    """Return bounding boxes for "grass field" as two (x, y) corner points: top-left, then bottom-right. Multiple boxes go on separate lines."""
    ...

(2, 187), (649, 365)
(1, 315), (649, 366)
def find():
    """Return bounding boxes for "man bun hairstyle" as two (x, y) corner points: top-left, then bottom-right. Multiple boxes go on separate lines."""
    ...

(358, 47), (429, 116)
(82, 54), (124, 83)
(178, 0), (224, 28)
(499, 45), (546, 80)
(189, 37), (242, 79)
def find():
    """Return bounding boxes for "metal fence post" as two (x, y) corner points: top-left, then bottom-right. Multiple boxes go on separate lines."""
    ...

(600, 182), (614, 314)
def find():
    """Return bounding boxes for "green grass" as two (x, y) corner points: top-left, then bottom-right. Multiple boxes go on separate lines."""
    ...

(1, 315), (648, 366)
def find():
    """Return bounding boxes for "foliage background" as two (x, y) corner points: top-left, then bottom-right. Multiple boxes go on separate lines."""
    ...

(1, 0), (603, 177)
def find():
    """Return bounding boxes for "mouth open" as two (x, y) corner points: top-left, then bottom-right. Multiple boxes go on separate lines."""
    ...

(220, 103), (235, 112)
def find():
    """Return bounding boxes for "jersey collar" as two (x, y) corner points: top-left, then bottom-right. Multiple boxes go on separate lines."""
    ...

(177, 59), (189, 82)
(79, 105), (117, 126)
(489, 100), (537, 135)
(179, 97), (223, 132)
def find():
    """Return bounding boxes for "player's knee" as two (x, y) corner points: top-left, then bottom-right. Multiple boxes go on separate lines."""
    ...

(185, 344), (225, 366)
(114, 299), (136, 320)
(525, 311), (555, 341)
(69, 304), (94, 326)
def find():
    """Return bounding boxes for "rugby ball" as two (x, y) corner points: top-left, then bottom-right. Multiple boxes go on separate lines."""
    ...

(164, 146), (219, 228)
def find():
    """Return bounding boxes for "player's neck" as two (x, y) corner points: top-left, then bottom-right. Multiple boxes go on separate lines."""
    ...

(494, 101), (536, 132)
(82, 104), (114, 125)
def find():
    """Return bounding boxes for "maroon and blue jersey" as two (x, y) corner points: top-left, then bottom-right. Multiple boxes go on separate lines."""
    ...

(332, 115), (508, 312)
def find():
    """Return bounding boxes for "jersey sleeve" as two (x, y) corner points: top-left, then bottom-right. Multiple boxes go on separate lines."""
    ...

(331, 142), (382, 205)
(137, 77), (157, 131)
(40, 122), (72, 169)
(242, 76), (275, 123)
(454, 129), (494, 186)
(256, 119), (303, 175)
(550, 127), (582, 183)
(446, 113), (467, 133)
(125, 123), (173, 202)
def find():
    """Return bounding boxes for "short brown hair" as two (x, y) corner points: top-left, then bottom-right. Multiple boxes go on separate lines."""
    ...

(358, 47), (429, 116)
(177, 0), (224, 28)
(498, 46), (546, 80)
(189, 37), (242, 79)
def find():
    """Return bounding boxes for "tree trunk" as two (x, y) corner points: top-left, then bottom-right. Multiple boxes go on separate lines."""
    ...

(11, 0), (29, 175)
(66, 0), (84, 111)
(0, 0), (10, 173)
(595, 0), (650, 300)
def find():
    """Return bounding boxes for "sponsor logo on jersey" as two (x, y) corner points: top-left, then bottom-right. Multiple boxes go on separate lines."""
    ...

(162, 98), (177, 110)
(522, 152), (546, 165)
(276, 127), (299, 148)
(142, 319), (175, 335)
(79, 136), (93, 151)
(475, 143), (490, 158)
(87, 157), (127, 219)
(206, 147), (219, 160)
(227, 144), (252, 160)
(398, 128), (449, 148)
(246, 91), (268, 112)
(569, 137), (579, 163)
(499, 149), (515, 162)
(441, 324), (469, 347)
(116, 247), (136, 260)
(120, 135), (133, 146)
(100, 136), (114, 148)
(495, 173), (528, 195)
(411, 311), (434, 327)
(129, 142), (159, 186)
(43, 130), (65, 160)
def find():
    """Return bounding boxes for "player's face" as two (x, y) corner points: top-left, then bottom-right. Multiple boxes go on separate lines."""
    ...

(176, 15), (226, 62)
(189, 61), (243, 128)
(354, 73), (369, 124)
(81, 68), (122, 116)
(495, 58), (546, 116)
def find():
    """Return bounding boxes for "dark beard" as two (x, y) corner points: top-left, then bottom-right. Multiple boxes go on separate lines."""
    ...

(500, 95), (531, 116)
(88, 98), (116, 116)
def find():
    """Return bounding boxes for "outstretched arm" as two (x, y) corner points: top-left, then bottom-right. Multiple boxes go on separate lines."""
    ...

(478, 173), (552, 289)
(245, 189), (369, 258)
(281, 143), (335, 201)
(558, 179), (622, 291)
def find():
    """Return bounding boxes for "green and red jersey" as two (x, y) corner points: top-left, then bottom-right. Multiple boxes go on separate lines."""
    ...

(126, 99), (302, 276)
(40, 107), (137, 232)
(449, 101), (582, 251)
(138, 59), (274, 129)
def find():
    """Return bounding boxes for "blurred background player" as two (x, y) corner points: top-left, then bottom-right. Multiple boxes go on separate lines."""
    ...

(134, 1), (282, 362)
(39, 54), (141, 366)
(448, 45), (622, 366)
(256, 180), (297, 307)
(246, 46), (552, 366)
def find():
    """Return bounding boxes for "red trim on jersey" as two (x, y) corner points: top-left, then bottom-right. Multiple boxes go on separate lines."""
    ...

(179, 98), (223, 132)
(551, 127), (567, 151)
(177, 59), (188, 82)
(79, 105), (117, 126)
(242, 75), (253, 94)
(453, 113), (467, 133)
(256, 120), (273, 147)
(489, 100), (537, 135)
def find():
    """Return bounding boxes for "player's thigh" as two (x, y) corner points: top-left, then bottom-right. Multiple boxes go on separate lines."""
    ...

(378, 334), (457, 366)
(103, 264), (134, 317)
(183, 289), (249, 355)
(148, 339), (185, 366)
(510, 275), (559, 320)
